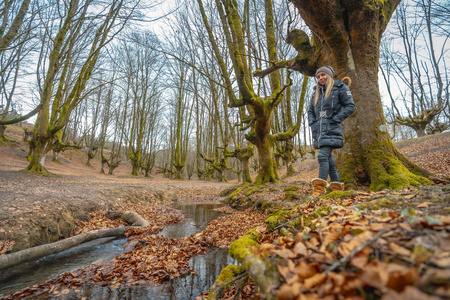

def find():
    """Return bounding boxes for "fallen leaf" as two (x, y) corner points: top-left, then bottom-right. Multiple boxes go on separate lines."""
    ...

(294, 261), (320, 280)
(277, 282), (302, 300)
(304, 273), (327, 289)
(389, 242), (412, 256)
(293, 242), (308, 256)
(412, 246), (433, 263)
(272, 248), (296, 259)
(381, 286), (440, 300)
(360, 261), (419, 292)
(350, 246), (371, 269)
(417, 202), (429, 208)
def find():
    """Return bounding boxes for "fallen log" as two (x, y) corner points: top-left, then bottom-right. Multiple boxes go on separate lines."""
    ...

(0, 211), (149, 270)
(0, 227), (131, 270)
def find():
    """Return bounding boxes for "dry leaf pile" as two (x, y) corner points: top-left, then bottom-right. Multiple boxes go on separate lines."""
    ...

(72, 211), (125, 235)
(262, 201), (450, 300)
(197, 208), (267, 248)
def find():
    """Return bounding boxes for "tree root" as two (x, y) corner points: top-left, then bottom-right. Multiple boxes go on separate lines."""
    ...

(431, 177), (450, 184)
(0, 211), (149, 270)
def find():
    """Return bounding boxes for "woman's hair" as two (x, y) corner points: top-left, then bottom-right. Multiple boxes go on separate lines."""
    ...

(314, 74), (334, 105)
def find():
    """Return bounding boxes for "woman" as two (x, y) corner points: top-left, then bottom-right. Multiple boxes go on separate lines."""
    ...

(307, 66), (355, 197)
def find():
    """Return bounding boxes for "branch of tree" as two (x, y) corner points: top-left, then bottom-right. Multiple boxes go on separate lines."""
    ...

(0, 104), (43, 125)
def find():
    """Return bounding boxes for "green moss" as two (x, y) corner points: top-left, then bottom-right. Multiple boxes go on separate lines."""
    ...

(284, 191), (303, 202)
(368, 148), (429, 190)
(265, 209), (289, 232)
(226, 186), (244, 202)
(261, 201), (272, 211)
(208, 264), (245, 299)
(284, 185), (300, 192)
(245, 186), (261, 196)
(287, 217), (303, 230)
(357, 197), (396, 211)
(215, 264), (245, 287)
(323, 190), (357, 200)
(301, 205), (333, 230)
(313, 205), (332, 219)
(229, 229), (260, 262)
(219, 186), (240, 197)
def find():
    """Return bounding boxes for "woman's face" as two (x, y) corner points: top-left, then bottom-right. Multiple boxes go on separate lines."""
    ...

(316, 72), (328, 85)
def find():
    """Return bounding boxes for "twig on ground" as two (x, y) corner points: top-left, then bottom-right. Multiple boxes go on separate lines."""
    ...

(273, 214), (301, 231)
(224, 272), (248, 287)
(325, 229), (388, 274)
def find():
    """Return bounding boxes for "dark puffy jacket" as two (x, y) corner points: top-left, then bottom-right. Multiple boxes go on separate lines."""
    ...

(307, 80), (355, 149)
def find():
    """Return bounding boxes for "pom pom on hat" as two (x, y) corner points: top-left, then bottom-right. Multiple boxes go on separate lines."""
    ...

(315, 66), (335, 78)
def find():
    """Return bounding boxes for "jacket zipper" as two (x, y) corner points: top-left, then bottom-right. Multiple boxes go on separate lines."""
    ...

(318, 85), (324, 148)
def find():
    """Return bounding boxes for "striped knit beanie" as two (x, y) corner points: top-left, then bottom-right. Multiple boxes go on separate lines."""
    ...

(315, 66), (335, 78)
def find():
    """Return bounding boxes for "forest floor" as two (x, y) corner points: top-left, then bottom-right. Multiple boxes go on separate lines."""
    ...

(0, 125), (449, 299)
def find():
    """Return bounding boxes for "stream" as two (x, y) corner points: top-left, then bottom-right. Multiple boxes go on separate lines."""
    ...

(0, 203), (236, 299)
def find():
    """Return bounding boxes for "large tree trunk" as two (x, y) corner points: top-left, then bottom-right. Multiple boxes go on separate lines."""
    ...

(285, 0), (431, 190)
(26, 126), (52, 175)
(175, 165), (183, 180)
(338, 70), (430, 190)
(249, 109), (278, 183)
(242, 158), (252, 184)
(130, 155), (140, 176)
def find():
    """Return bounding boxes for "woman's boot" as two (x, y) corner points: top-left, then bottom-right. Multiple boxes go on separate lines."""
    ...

(330, 182), (345, 192)
(311, 178), (328, 197)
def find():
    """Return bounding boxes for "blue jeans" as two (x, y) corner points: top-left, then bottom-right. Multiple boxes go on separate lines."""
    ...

(318, 146), (340, 181)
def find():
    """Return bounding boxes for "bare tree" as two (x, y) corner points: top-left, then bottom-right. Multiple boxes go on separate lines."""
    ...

(117, 31), (162, 176)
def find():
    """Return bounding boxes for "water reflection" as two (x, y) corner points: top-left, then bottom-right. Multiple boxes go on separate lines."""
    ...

(159, 204), (224, 238)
